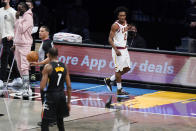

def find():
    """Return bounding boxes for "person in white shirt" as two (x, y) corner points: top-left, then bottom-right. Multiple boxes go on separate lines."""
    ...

(0, 0), (22, 88)
(104, 6), (131, 96)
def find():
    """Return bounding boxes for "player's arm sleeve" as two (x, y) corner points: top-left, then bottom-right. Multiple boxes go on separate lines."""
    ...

(43, 41), (53, 54)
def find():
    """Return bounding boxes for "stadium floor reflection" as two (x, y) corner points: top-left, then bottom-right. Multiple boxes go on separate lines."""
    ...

(0, 81), (196, 131)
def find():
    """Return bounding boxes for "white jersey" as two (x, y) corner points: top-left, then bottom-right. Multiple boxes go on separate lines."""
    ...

(0, 7), (16, 39)
(113, 21), (128, 47)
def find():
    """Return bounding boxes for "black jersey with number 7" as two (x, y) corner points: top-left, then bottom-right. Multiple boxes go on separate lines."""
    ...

(46, 61), (67, 92)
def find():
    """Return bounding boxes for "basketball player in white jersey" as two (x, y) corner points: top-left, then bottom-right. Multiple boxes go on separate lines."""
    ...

(104, 6), (131, 95)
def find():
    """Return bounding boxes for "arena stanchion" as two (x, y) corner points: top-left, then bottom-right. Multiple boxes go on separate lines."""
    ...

(4, 57), (15, 97)
(1, 57), (15, 131)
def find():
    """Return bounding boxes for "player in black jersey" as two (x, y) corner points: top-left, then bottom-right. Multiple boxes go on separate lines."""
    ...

(40, 48), (71, 131)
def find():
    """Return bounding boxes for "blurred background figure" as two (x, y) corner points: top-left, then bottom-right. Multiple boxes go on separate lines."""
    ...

(185, 0), (196, 53)
(26, 0), (39, 81)
(33, 0), (49, 27)
(127, 24), (146, 48)
(26, 0), (39, 36)
(10, 0), (19, 9)
(62, 0), (90, 42)
(0, 0), (21, 88)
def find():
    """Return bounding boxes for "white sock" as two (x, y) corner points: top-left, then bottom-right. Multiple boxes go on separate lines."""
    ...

(22, 75), (29, 89)
(117, 83), (122, 90)
(110, 75), (116, 81)
(22, 75), (29, 81)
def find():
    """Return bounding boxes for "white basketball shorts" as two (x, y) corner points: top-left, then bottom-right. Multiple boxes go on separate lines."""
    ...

(112, 48), (131, 72)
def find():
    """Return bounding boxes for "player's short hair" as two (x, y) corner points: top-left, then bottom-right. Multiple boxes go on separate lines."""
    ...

(114, 6), (128, 17)
(40, 26), (50, 33)
(49, 48), (58, 58)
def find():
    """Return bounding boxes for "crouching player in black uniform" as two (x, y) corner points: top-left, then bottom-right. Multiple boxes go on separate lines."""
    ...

(40, 48), (71, 131)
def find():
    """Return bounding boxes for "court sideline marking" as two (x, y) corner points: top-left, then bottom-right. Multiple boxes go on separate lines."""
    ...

(72, 85), (105, 92)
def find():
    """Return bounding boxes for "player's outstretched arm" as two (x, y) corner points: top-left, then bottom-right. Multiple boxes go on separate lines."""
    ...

(30, 57), (50, 66)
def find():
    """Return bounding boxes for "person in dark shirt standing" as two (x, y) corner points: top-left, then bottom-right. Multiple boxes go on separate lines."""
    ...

(31, 26), (53, 104)
(127, 24), (146, 48)
(185, 1), (196, 53)
(30, 26), (55, 127)
(63, 0), (90, 41)
(34, 0), (49, 27)
(40, 48), (71, 131)
(31, 26), (53, 72)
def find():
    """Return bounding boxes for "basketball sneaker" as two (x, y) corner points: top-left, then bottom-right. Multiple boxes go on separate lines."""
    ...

(104, 78), (112, 92)
(16, 84), (32, 97)
(22, 86), (32, 97)
(7, 78), (23, 87)
(117, 88), (129, 96)
(105, 96), (113, 108)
